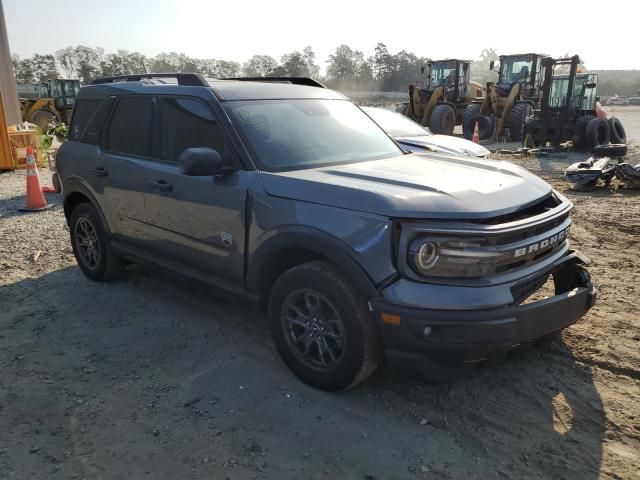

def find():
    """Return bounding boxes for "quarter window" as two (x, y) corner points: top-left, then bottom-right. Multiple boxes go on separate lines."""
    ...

(70, 99), (103, 142)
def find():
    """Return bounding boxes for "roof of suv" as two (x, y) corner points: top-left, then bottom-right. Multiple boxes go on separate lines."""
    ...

(79, 75), (346, 102)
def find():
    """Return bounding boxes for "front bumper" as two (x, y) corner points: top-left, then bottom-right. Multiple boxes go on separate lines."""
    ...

(371, 250), (596, 373)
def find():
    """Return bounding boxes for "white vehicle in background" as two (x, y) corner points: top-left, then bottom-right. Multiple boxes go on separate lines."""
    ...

(606, 96), (629, 106)
(362, 106), (490, 158)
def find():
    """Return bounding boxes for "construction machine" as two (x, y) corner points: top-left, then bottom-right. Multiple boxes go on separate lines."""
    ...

(463, 53), (548, 141)
(523, 55), (626, 150)
(18, 79), (80, 130)
(405, 59), (484, 135)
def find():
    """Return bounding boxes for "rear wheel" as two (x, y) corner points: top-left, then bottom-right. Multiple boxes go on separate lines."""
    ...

(31, 110), (56, 132)
(507, 102), (532, 142)
(69, 203), (122, 282)
(462, 103), (481, 139)
(430, 104), (456, 135)
(268, 261), (380, 391)
(584, 118), (610, 149)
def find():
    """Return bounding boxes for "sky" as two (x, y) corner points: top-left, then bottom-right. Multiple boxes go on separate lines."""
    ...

(3, 0), (637, 71)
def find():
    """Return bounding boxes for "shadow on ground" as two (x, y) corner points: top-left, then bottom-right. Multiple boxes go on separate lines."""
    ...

(0, 265), (605, 479)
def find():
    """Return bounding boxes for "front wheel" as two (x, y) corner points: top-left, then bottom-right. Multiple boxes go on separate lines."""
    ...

(430, 104), (456, 135)
(268, 261), (380, 391)
(69, 202), (122, 282)
(507, 102), (532, 142)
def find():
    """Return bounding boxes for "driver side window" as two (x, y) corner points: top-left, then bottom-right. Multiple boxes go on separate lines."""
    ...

(158, 97), (226, 163)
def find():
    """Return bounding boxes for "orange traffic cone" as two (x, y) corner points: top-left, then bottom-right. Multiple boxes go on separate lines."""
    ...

(472, 121), (480, 144)
(19, 147), (52, 212)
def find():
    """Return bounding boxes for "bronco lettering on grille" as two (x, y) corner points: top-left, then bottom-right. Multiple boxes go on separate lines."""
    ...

(514, 227), (569, 258)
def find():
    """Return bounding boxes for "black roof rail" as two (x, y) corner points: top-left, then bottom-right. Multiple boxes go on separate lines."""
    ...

(223, 77), (326, 88)
(91, 73), (208, 87)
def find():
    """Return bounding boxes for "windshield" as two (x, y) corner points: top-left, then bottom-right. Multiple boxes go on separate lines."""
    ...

(226, 99), (402, 171)
(431, 61), (456, 87)
(362, 107), (431, 138)
(500, 56), (534, 84)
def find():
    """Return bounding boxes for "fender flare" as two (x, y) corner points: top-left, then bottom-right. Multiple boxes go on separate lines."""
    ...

(247, 226), (380, 301)
(62, 177), (112, 234)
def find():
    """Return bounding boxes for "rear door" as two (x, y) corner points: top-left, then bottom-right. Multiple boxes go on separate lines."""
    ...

(142, 96), (248, 285)
(97, 96), (156, 244)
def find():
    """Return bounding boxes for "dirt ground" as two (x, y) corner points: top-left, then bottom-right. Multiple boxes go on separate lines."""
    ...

(1, 143), (639, 479)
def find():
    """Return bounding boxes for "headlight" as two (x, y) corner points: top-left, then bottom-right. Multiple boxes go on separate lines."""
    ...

(408, 236), (506, 278)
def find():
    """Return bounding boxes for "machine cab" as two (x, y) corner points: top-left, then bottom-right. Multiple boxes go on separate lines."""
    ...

(427, 59), (470, 103)
(494, 53), (547, 98)
(47, 79), (81, 110)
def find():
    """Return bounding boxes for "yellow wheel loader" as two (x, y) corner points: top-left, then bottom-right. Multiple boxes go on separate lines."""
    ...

(462, 53), (548, 141)
(18, 79), (80, 131)
(404, 59), (484, 135)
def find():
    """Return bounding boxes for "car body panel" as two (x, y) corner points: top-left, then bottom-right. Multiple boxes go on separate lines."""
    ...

(361, 106), (490, 158)
(396, 134), (490, 157)
(138, 160), (249, 283)
(259, 153), (551, 219)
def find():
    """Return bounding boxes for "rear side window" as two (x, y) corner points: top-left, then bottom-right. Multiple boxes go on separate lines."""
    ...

(106, 97), (154, 157)
(159, 97), (225, 162)
(70, 99), (103, 142)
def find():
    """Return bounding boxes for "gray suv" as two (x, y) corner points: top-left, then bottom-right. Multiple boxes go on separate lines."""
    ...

(57, 73), (596, 390)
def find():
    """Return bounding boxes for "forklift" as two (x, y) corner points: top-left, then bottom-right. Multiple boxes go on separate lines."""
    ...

(523, 55), (626, 150)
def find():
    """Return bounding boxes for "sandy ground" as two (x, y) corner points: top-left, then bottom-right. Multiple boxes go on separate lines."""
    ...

(1, 145), (639, 479)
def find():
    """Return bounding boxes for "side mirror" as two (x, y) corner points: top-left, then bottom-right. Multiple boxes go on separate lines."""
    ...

(585, 82), (597, 89)
(489, 60), (495, 71)
(179, 147), (228, 176)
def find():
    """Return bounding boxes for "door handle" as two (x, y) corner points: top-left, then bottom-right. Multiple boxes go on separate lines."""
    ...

(92, 167), (108, 177)
(149, 180), (173, 192)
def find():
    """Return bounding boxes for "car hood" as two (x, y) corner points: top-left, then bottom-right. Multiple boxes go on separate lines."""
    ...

(396, 135), (490, 157)
(259, 153), (552, 219)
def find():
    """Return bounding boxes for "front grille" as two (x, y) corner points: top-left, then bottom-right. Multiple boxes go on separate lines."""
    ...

(493, 212), (569, 246)
(475, 194), (561, 226)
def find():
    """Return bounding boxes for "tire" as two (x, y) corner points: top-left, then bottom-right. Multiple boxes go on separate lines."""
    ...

(31, 110), (57, 132)
(430, 104), (456, 135)
(507, 102), (532, 142)
(592, 143), (628, 158)
(471, 115), (494, 140)
(268, 260), (380, 391)
(462, 103), (481, 139)
(608, 117), (627, 144)
(584, 118), (610, 149)
(69, 202), (122, 282)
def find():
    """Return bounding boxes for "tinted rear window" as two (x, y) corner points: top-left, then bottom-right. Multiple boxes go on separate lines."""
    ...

(106, 97), (154, 157)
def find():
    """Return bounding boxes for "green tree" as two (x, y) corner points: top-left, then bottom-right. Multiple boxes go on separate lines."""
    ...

(326, 45), (359, 83)
(32, 54), (59, 81)
(55, 47), (78, 78)
(242, 55), (277, 77)
(74, 46), (103, 83)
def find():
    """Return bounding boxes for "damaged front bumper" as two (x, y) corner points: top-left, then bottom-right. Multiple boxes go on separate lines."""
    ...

(371, 250), (596, 374)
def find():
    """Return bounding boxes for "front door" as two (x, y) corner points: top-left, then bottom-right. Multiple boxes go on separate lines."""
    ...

(142, 96), (247, 285)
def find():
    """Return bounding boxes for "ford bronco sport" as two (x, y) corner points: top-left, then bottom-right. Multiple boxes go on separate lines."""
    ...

(56, 73), (596, 391)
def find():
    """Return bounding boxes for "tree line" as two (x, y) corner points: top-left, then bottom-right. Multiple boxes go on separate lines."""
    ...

(11, 44), (639, 95)
(11, 43), (429, 91)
